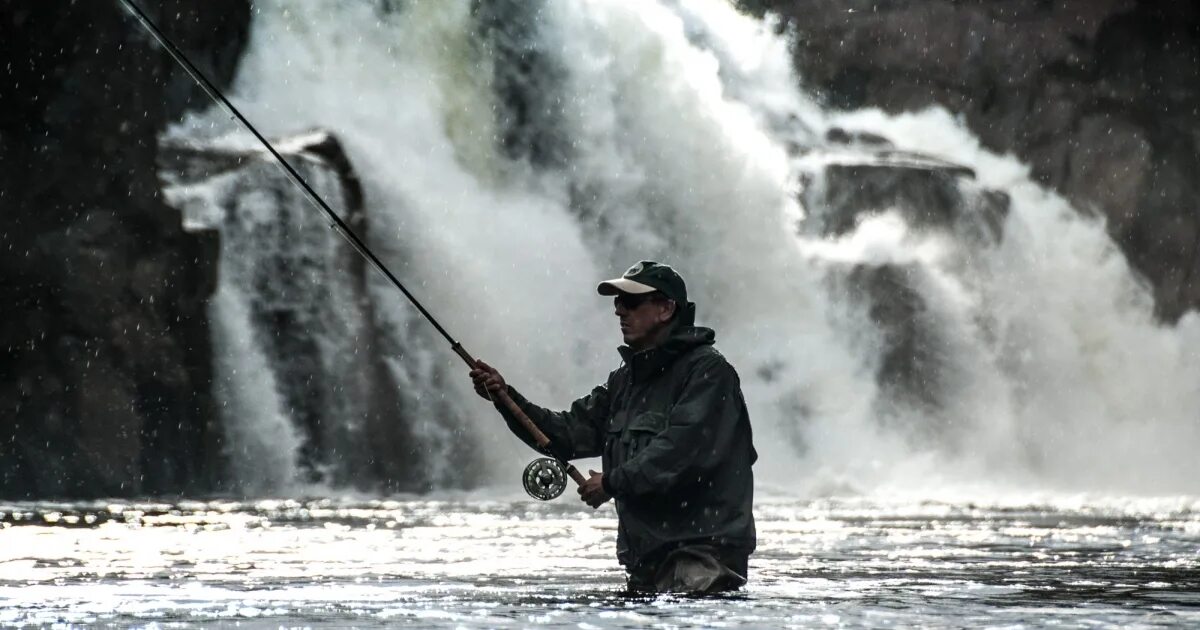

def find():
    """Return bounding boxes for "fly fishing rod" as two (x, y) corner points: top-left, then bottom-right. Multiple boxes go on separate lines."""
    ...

(117, 0), (584, 500)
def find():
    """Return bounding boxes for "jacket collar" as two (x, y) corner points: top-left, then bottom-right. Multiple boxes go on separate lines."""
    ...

(618, 324), (716, 384)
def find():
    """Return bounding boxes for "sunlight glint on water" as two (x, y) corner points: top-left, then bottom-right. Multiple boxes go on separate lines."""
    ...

(0, 497), (1197, 627)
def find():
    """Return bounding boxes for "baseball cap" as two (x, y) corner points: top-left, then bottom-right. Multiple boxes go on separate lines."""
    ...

(596, 260), (687, 304)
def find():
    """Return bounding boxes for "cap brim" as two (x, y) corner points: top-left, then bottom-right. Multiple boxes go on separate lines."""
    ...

(597, 278), (657, 296)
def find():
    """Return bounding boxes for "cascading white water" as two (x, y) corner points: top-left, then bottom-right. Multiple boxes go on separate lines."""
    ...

(163, 141), (375, 493)
(173, 0), (1200, 497)
(823, 108), (1200, 494)
(164, 156), (306, 494)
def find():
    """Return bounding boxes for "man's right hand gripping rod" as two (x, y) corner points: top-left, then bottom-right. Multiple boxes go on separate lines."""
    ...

(452, 342), (587, 487)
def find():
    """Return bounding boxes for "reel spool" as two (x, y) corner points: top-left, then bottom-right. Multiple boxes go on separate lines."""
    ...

(523, 457), (567, 501)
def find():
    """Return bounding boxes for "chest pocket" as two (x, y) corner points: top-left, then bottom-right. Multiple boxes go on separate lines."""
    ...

(627, 410), (667, 435)
(615, 410), (668, 461)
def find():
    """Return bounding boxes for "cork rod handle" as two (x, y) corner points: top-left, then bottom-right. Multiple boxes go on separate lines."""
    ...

(453, 343), (587, 487)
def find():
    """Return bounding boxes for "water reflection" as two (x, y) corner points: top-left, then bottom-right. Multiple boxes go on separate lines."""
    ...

(0, 495), (1197, 627)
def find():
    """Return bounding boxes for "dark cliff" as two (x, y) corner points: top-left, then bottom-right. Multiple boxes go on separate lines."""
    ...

(0, 0), (250, 497)
(746, 0), (1200, 321)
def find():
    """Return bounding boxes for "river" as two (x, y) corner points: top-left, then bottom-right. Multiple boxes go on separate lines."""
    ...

(34, 1), (1198, 626)
(2, 494), (1197, 627)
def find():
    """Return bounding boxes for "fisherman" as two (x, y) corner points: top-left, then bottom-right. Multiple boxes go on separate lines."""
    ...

(469, 261), (756, 593)
(126, 0), (755, 586)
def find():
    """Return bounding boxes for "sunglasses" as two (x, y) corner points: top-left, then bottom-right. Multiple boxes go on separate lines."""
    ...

(614, 292), (663, 310)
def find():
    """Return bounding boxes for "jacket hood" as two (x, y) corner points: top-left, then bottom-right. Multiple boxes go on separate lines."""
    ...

(660, 323), (715, 354)
(678, 301), (697, 327)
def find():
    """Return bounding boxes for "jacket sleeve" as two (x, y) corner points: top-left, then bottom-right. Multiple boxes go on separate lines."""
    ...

(495, 380), (611, 461)
(604, 355), (748, 499)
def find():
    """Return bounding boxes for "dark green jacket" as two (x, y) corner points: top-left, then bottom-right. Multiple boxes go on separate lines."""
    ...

(499, 320), (757, 569)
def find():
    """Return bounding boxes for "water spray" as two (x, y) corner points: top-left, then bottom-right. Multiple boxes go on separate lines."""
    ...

(117, 0), (584, 500)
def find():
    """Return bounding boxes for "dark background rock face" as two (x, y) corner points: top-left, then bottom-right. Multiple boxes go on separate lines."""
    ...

(744, 0), (1200, 321)
(0, 0), (250, 497)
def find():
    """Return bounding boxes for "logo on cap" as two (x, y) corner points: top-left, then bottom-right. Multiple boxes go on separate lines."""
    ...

(624, 262), (645, 277)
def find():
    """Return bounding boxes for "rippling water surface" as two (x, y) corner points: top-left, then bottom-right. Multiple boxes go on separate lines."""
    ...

(1, 494), (1197, 628)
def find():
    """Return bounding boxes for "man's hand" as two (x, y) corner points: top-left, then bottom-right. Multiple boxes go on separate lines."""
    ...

(578, 469), (611, 509)
(468, 360), (506, 401)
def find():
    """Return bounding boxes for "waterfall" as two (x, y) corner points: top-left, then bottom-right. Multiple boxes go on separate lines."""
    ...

(168, 0), (1200, 497)
(162, 135), (379, 493)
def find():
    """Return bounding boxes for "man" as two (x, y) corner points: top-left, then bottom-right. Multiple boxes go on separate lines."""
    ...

(469, 261), (756, 593)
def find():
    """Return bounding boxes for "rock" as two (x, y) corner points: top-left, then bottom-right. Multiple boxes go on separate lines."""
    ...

(747, 0), (1200, 320)
(0, 1), (250, 498)
(476, 0), (569, 168)
(802, 145), (1012, 439)
(1064, 113), (1153, 232)
(157, 0), (253, 121)
(160, 131), (439, 493)
(845, 264), (945, 413)
(814, 164), (964, 236)
(823, 260), (979, 448)
(825, 127), (892, 147)
(800, 147), (1007, 243)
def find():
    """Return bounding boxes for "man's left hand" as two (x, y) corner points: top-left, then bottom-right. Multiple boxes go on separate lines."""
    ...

(578, 469), (611, 509)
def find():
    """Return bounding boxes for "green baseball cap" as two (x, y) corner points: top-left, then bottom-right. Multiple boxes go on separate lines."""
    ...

(597, 260), (687, 304)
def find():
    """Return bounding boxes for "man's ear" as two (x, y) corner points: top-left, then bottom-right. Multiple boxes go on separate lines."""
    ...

(658, 300), (677, 323)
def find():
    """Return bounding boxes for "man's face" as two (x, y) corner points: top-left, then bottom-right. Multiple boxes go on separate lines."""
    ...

(613, 292), (675, 350)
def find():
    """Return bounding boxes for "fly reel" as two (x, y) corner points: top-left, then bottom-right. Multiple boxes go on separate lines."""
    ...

(523, 457), (567, 501)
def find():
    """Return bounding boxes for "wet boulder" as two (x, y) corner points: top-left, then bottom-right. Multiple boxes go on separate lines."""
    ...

(800, 146), (1009, 244)
(801, 144), (1009, 443)
(160, 130), (438, 493)
(748, 0), (1200, 320)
